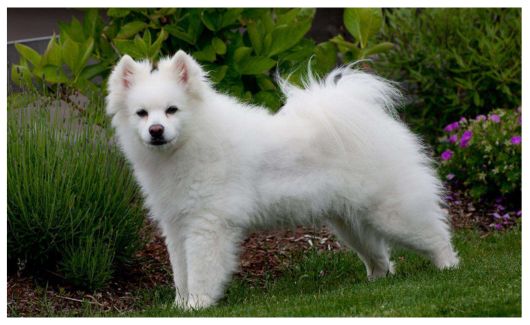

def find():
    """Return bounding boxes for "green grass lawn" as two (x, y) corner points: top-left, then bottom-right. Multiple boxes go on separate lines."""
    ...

(82, 228), (520, 317)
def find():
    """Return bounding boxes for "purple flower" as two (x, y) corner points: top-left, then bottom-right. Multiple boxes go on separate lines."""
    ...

(459, 117), (467, 124)
(495, 204), (505, 211)
(441, 149), (453, 161)
(516, 210), (522, 217)
(476, 114), (487, 121)
(444, 122), (460, 132)
(494, 224), (503, 230)
(446, 173), (455, 180)
(489, 114), (501, 123)
(502, 213), (511, 220)
(492, 212), (502, 220)
(510, 136), (521, 145)
(448, 134), (458, 143)
(459, 130), (473, 148)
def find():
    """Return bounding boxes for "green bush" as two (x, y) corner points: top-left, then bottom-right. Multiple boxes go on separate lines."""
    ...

(438, 108), (521, 202)
(11, 8), (392, 111)
(7, 103), (144, 290)
(376, 8), (521, 141)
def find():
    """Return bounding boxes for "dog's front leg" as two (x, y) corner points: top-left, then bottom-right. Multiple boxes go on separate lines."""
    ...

(161, 221), (189, 308)
(184, 214), (242, 310)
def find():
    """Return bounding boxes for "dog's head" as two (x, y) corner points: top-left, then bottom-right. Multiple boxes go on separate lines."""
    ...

(106, 51), (207, 149)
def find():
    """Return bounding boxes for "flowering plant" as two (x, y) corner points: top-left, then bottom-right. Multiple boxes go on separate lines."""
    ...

(438, 108), (522, 201)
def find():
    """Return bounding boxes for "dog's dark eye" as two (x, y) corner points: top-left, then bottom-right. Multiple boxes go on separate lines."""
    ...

(136, 109), (148, 117)
(166, 106), (179, 115)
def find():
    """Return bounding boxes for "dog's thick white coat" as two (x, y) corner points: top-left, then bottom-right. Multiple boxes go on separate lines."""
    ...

(107, 51), (459, 310)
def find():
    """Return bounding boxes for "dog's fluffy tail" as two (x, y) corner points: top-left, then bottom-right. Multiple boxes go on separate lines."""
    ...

(276, 65), (403, 153)
(277, 64), (403, 119)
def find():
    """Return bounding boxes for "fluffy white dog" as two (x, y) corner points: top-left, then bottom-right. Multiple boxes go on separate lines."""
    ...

(106, 51), (459, 310)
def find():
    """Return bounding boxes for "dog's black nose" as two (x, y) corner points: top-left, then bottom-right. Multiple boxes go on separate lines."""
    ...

(149, 124), (165, 138)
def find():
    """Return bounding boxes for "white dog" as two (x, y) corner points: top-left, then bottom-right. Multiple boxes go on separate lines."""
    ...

(106, 51), (459, 310)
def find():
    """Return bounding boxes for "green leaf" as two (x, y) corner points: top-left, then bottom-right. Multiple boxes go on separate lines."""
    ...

(149, 29), (168, 59)
(61, 17), (86, 42)
(192, 45), (216, 63)
(330, 35), (360, 58)
(246, 21), (263, 55)
(80, 62), (109, 80)
(77, 38), (95, 76)
(360, 42), (394, 58)
(256, 75), (276, 91)
(343, 8), (383, 48)
(133, 35), (148, 57)
(313, 41), (337, 74)
(276, 9), (301, 25)
(62, 38), (80, 73)
(254, 90), (282, 110)
(209, 65), (228, 83)
(165, 25), (195, 45)
(268, 19), (311, 57)
(200, 10), (217, 31)
(11, 64), (33, 88)
(237, 56), (276, 75)
(212, 37), (227, 55)
(142, 29), (152, 45)
(41, 36), (62, 67)
(115, 21), (148, 39)
(219, 9), (243, 29)
(107, 8), (131, 18)
(113, 40), (143, 60)
(83, 9), (100, 37)
(233, 47), (252, 63)
(15, 44), (41, 67)
(42, 65), (68, 83)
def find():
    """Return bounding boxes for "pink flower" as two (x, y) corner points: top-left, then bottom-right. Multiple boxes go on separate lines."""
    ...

(446, 173), (455, 180)
(476, 115), (486, 121)
(511, 136), (521, 145)
(441, 149), (453, 161)
(489, 114), (501, 123)
(448, 134), (458, 143)
(459, 130), (473, 148)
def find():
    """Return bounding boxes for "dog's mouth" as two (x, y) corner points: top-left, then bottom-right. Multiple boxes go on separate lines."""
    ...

(149, 139), (168, 146)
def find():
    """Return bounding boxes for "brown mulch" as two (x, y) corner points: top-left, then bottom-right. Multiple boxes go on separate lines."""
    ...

(7, 223), (341, 316)
(7, 189), (518, 316)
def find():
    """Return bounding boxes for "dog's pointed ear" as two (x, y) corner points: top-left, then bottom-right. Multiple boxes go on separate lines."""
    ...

(109, 55), (137, 91)
(170, 50), (206, 93)
(106, 55), (138, 116)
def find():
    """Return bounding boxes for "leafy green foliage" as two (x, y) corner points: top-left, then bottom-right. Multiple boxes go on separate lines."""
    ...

(7, 103), (144, 290)
(11, 8), (392, 111)
(438, 108), (521, 202)
(376, 8), (521, 141)
(330, 8), (394, 63)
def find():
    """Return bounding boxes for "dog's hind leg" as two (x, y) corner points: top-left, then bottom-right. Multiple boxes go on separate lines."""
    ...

(327, 216), (394, 280)
(364, 201), (459, 270)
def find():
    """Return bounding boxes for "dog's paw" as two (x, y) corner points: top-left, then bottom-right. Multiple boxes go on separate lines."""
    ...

(184, 294), (215, 310)
(368, 260), (395, 281)
(173, 296), (188, 310)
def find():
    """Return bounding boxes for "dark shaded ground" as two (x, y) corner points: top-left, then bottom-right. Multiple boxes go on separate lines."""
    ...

(7, 188), (520, 316)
